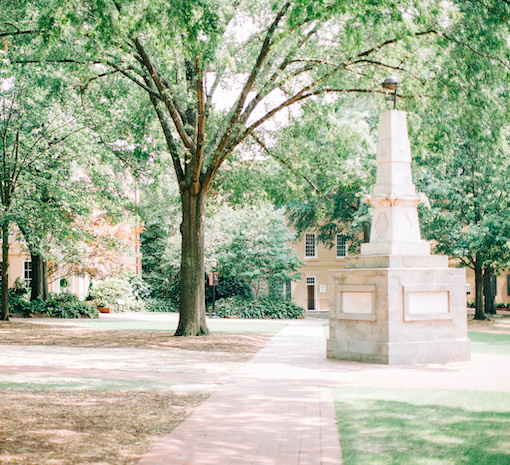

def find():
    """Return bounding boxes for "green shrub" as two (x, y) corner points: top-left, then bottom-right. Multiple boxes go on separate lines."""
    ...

(495, 302), (510, 309)
(93, 277), (133, 308)
(44, 299), (99, 319)
(214, 297), (304, 319)
(143, 298), (178, 313)
(128, 273), (152, 299)
(11, 291), (98, 319)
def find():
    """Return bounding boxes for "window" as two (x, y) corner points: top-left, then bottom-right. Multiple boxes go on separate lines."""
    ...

(24, 261), (32, 284)
(336, 234), (348, 258)
(305, 233), (317, 258)
(270, 281), (292, 301)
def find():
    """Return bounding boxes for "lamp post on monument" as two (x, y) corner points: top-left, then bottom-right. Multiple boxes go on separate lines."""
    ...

(382, 75), (398, 110)
(209, 258), (218, 317)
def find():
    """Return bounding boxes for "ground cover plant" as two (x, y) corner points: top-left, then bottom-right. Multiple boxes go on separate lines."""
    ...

(0, 320), (272, 464)
(213, 297), (304, 319)
(334, 387), (510, 465)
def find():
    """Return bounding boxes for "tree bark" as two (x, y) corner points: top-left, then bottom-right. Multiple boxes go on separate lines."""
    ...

(473, 254), (486, 320)
(174, 187), (210, 336)
(1, 221), (10, 320)
(30, 253), (48, 301)
(483, 267), (497, 315)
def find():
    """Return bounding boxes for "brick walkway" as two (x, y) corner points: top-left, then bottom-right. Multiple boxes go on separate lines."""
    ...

(137, 321), (343, 465)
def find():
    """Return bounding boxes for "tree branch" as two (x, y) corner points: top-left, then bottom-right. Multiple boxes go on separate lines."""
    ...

(191, 59), (206, 192)
(134, 37), (197, 155)
(143, 76), (185, 183)
(105, 60), (162, 99)
(440, 31), (509, 68)
(251, 133), (322, 196)
(356, 29), (438, 58)
(0, 29), (41, 38)
(211, 1), (292, 167)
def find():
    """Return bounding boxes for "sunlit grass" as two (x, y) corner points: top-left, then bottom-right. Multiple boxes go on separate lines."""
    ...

(74, 318), (287, 334)
(334, 387), (510, 465)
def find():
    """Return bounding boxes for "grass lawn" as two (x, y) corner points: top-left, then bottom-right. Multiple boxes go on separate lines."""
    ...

(334, 387), (510, 465)
(73, 316), (288, 334)
(468, 331), (510, 355)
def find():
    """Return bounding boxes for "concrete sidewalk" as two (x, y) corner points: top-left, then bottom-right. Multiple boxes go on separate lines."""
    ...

(137, 318), (510, 465)
(138, 321), (343, 465)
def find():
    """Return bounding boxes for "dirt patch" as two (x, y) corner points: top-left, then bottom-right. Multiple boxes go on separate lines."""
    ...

(0, 389), (208, 465)
(0, 321), (271, 355)
(468, 316), (510, 333)
(0, 320), (273, 464)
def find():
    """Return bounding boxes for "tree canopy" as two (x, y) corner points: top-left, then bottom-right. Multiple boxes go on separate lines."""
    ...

(4, 0), (510, 328)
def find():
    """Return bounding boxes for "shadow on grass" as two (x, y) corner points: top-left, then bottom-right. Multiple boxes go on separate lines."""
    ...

(468, 331), (510, 355)
(334, 387), (510, 465)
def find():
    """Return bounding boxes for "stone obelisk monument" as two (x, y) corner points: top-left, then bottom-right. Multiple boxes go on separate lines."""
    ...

(327, 108), (471, 364)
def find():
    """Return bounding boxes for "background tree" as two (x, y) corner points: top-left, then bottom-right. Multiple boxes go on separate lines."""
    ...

(7, 0), (508, 332)
(409, 0), (510, 320)
(0, 68), (86, 319)
(210, 204), (302, 300)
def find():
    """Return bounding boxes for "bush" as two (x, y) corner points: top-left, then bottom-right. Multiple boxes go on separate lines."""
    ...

(213, 297), (304, 319)
(128, 273), (152, 300)
(92, 277), (147, 311)
(44, 299), (99, 319)
(10, 291), (98, 319)
(143, 298), (178, 313)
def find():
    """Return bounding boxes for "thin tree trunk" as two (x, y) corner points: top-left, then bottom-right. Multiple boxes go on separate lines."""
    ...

(175, 188), (209, 336)
(30, 253), (48, 301)
(363, 223), (370, 243)
(483, 267), (496, 315)
(474, 254), (486, 320)
(1, 221), (10, 320)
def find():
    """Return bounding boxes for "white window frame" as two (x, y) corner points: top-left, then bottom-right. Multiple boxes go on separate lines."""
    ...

(24, 261), (32, 284)
(336, 234), (348, 258)
(306, 276), (317, 311)
(305, 233), (317, 258)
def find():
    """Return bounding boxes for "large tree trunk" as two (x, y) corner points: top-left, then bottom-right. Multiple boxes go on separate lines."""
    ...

(30, 253), (48, 301)
(1, 221), (10, 321)
(483, 267), (496, 315)
(174, 188), (209, 336)
(473, 254), (486, 320)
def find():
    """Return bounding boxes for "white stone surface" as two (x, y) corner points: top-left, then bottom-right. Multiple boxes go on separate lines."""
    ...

(341, 292), (373, 314)
(364, 110), (427, 255)
(328, 110), (470, 365)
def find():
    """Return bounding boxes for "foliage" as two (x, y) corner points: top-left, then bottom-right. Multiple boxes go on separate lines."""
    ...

(213, 296), (304, 319)
(241, 99), (377, 250)
(206, 276), (252, 304)
(92, 277), (143, 311)
(10, 291), (99, 319)
(210, 204), (303, 299)
(127, 273), (152, 300)
(44, 298), (99, 319)
(143, 298), (178, 313)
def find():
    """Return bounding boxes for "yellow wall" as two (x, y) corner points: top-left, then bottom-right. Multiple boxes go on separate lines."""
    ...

(290, 233), (510, 311)
(290, 235), (346, 311)
(464, 267), (510, 304)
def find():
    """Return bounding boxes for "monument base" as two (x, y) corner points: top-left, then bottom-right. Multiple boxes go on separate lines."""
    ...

(327, 257), (471, 365)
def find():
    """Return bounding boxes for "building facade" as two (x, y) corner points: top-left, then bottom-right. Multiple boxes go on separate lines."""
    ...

(290, 232), (510, 311)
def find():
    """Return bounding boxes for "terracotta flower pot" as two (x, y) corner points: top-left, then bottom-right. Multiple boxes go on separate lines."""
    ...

(97, 307), (113, 314)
